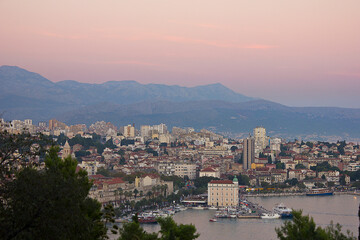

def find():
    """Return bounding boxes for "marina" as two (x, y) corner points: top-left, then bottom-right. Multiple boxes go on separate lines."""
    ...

(137, 195), (359, 240)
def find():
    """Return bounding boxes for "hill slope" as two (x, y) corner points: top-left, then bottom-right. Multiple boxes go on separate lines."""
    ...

(1, 65), (359, 139)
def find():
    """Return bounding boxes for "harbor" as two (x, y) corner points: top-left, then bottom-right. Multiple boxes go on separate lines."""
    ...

(137, 194), (359, 240)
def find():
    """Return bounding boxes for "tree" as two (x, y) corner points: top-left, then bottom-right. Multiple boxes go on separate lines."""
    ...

(97, 167), (111, 177)
(276, 162), (285, 170)
(118, 214), (158, 240)
(286, 178), (299, 186)
(230, 146), (238, 152)
(147, 191), (153, 199)
(194, 176), (219, 189)
(158, 216), (200, 240)
(0, 131), (48, 178)
(103, 204), (119, 235)
(275, 210), (354, 240)
(134, 189), (139, 199)
(118, 215), (199, 240)
(0, 146), (107, 240)
(339, 175), (347, 186)
(295, 164), (306, 169)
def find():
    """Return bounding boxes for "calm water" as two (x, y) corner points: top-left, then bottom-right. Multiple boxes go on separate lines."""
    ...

(142, 195), (359, 240)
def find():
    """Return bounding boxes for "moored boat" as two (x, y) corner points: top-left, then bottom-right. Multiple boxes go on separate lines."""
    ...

(209, 218), (217, 222)
(138, 216), (158, 224)
(193, 206), (204, 210)
(261, 212), (281, 219)
(273, 203), (293, 219)
(306, 188), (333, 196)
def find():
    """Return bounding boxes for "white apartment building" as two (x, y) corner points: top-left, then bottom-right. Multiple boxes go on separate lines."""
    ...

(124, 124), (135, 138)
(174, 163), (197, 180)
(254, 126), (267, 154)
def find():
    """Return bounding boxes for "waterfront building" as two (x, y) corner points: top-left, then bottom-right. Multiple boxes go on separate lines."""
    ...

(207, 177), (239, 207)
(243, 137), (255, 170)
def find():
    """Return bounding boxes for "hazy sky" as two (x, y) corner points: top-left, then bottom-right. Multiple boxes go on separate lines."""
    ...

(1, 0), (360, 107)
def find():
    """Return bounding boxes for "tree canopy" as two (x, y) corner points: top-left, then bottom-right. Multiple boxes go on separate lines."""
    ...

(118, 215), (199, 240)
(276, 210), (354, 240)
(0, 144), (107, 240)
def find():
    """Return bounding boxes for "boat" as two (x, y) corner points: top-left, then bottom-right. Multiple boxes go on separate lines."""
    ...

(193, 206), (204, 210)
(138, 216), (158, 224)
(273, 203), (293, 219)
(306, 188), (333, 196)
(261, 212), (281, 219)
(209, 206), (218, 210)
(215, 211), (228, 218)
(209, 218), (217, 222)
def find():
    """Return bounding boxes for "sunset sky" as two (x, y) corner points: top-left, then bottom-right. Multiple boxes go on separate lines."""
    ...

(1, 0), (359, 107)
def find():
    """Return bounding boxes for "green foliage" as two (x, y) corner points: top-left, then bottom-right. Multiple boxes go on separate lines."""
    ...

(96, 167), (111, 177)
(339, 175), (347, 186)
(158, 216), (200, 240)
(161, 175), (185, 189)
(305, 142), (314, 148)
(285, 178), (299, 186)
(351, 181), (360, 189)
(146, 148), (158, 156)
(118, 215), (158, 240)
(118, 215), (199, 240)
(343, 170), (360, 182)
(0, 131), (49, 177)
(0, 146), (107, 240)
(194, 176), (219, 188)
(230, 146), (238, 152)
(310, 162), (340, 172)
(103, 204), (119, 235)
(295, 164), (306, 169)
(75, 150), (91, 159)
(276, 162), (285, 170)
(275, 210), (354, 240)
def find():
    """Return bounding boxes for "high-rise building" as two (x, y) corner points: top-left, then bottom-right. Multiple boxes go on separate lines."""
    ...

(243, 137), (255, 170)
(24, 119), (32, 126)
(140, 125), (151, 137)
(123, 124), (135, 138)
(254, 126), (267, 154)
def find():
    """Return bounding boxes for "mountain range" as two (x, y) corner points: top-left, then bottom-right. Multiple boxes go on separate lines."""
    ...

(1, 65), (360, 139)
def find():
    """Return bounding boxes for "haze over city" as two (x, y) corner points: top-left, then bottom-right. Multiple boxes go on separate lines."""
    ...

(1, 0), (360, 107)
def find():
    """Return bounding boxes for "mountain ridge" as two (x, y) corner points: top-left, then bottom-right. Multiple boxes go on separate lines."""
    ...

(1, 65), (360, 138)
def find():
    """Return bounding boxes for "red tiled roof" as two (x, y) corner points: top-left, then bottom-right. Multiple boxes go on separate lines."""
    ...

(201, 167), (216, 172)
(89, 174), (106, 179)
(209, 180), (234, 184)
(105, 178), (125, 185)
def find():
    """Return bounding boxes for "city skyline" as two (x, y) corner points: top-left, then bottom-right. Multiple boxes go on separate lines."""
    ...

(1, 0), (360, 108)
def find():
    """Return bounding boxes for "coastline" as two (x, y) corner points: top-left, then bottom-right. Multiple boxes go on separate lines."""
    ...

(245, 191), (360, 197)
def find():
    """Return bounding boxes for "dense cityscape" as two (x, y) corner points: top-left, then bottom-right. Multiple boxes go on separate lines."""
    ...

(2, 117), (359, 208)
(2, 0), (360, 239)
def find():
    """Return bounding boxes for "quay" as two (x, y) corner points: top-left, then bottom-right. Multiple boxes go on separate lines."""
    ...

(245, 192), (305, 197)
(245, 191), (360, 197)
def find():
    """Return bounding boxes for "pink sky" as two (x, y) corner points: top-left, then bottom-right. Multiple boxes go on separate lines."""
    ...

(1, 0), (360, 107)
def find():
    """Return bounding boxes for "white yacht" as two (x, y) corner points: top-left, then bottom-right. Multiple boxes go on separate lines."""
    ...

(273, 203), (293, 218)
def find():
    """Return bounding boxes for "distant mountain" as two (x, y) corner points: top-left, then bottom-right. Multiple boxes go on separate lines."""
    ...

(1, 65), (360, 139)
(57, 100), (360, 138)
